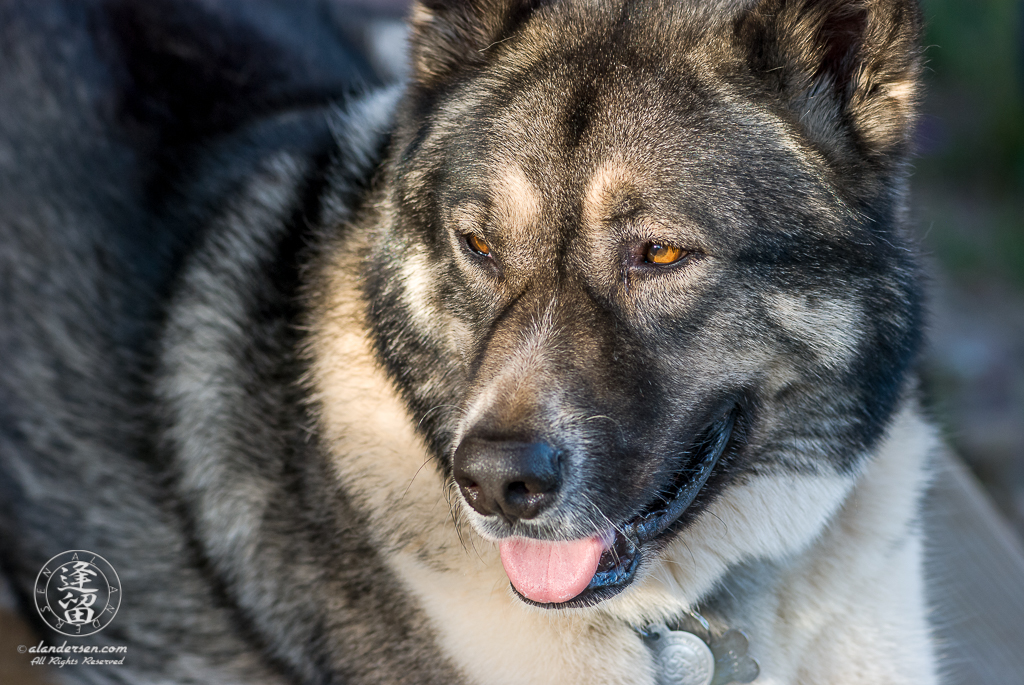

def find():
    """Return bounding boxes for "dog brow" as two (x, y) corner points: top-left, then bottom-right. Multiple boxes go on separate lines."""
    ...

(582, 161), (634, 228)
(490, 163), (542, 242)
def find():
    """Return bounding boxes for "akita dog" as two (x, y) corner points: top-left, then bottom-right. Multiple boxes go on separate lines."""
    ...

(0, 0), (938, 683)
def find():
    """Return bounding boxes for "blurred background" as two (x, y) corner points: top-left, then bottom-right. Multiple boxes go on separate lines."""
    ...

(914, 0), (1024, 542)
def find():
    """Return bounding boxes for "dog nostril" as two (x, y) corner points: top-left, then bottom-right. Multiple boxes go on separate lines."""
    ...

(453, 438), (561, 523)
(507, 482), (531, 497)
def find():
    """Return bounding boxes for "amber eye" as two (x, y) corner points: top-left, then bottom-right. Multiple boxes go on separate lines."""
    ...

(466, 233), (492, 256)
(644, 243), (687, 265)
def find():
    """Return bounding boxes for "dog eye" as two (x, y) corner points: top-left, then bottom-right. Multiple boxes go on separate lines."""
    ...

(464, 233), (492, 256)
(643, 243), (687, 265)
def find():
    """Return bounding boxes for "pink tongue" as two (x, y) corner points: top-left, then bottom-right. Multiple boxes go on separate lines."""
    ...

(499, 535), (607, 604)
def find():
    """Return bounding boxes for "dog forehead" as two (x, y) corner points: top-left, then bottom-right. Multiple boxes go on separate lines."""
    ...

(471, 79), (677, 190)
(476, 94), (716, 252)
(428, 10), (844, 259)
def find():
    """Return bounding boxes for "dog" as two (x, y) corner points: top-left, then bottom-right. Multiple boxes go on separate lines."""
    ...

(0, 0), (941, 683)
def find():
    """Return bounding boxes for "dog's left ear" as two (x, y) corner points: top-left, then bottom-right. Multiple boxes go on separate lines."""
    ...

(736, 0), (923, 172)
(408, 0), (547, 89)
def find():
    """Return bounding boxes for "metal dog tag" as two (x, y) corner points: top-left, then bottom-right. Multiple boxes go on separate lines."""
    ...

(645, 624), (715, 685)
(644, 624), (760, 685)
(708, 629), (759, 685)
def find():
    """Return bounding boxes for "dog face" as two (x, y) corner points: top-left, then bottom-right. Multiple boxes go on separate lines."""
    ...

(359, 0), (923, 608)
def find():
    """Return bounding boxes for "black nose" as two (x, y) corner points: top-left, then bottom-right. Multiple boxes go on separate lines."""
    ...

(453, 438), (561, 524)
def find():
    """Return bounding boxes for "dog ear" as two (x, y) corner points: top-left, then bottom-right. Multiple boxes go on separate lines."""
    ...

(408, 0), (546, 89)
(736, 0), (923, 170)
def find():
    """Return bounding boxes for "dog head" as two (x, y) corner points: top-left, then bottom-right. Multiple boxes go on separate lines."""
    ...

(360, 0), (923, 608)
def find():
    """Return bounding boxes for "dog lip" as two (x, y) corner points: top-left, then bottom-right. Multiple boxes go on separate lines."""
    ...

(631, 405), (737, 543)
(515, 404), (738, 610)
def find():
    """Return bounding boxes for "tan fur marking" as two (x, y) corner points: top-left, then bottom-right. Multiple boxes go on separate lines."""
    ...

(490, 163), (542, 243)
(308, 237), (458, 563)
(767, 293), (862, 370)
(399, 244), (471, 355)
(582, 161), (633, 230)
(409, 2), (433, 27)
(886, 79), (917, 106)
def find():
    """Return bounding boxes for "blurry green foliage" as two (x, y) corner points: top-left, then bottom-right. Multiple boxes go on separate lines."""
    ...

(919, 0), (1024, 187)
(916, 0), (1024, 288)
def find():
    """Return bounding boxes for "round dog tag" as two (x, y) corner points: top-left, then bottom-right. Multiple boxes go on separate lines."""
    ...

(645, 624), (715, 685)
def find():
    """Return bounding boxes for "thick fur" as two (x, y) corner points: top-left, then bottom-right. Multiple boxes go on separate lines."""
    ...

(0, 0), (940, 684)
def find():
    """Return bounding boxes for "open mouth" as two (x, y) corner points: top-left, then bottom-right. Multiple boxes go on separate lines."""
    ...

(506, 405), (739, 609)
